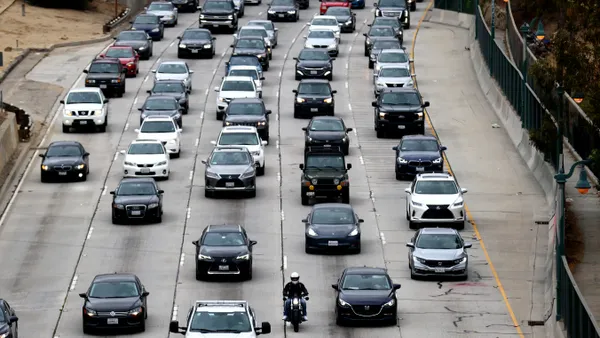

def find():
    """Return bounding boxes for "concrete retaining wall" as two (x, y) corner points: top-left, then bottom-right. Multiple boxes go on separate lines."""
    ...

(0, 114), (18, 175)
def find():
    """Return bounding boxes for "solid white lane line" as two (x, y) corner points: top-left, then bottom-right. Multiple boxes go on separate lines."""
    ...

(195, 138), (199, 147)
(172, 305), (178, 321)
(187, 207), (191, 219)
(348, 46), (352, 53)
(101, 186), (107, 196)
(221, 51), (226, 57)
(283, 256), (288, 270)
(189, 170), (193, 181)
(354, 32), (358, 37)
(124, 123), (129, 131)
(70, 276), (78, 291)
(276, 91), (279, 98)
(86, 227), (94, 240)
(180, 253), (185, 266)
(359, 156), (364, 165)
(276, 113), (279, 121)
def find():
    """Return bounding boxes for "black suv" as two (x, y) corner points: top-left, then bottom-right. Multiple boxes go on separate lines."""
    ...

(223, 98), (271, 141)
(375, 0), (411, 22)
(171, 0), (199, 12)
(293, 79), (336, 118)
(198, 0), (238, 32)
(392, 135), (445, 179)
(294, 49), (335, 81)
(267, 0), (300, 21)
(231, 37), (270, 70)
(303, 116), (352, 155)
(84, 58), (127, 97)
(373, 87), (429, 138)
(177, 28), (216, 58)
(299, 146), (351, 205)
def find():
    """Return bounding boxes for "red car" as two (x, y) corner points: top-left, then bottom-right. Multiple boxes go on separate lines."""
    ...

(320, 0), (350, 14)
(98, 46), (139, 77)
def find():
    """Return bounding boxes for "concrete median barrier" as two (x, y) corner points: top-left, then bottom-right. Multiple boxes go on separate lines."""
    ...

(0, 113), (18, 176)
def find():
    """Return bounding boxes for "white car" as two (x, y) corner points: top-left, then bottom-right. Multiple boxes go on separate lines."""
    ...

(152, 61), (194, 92)
(214, 76), (259, 120)
(373, 65), (413, 96)
(308, 16), (341, 42)
(135, 116), (182, 158)
(61, 87), (109, 133)
(404, 172), (467, 230)
(373, 49), (411, 74)
(227, 65), (265, 98)
(211, 126), (267, 175)
(121, 139), (170, 179)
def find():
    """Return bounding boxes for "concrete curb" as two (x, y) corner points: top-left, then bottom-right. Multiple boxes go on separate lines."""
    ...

(424, 7), (473, 29)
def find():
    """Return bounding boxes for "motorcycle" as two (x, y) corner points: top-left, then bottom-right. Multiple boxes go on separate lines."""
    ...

(284, 296), (309, 332)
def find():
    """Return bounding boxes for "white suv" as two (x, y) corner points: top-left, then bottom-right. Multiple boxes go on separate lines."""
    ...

(135, 116), (182, 158)
(211, 126), (267, 175)
(214, 76), (259, 120)
(61, 87), (109, 133)
(121, 139), (170, 179)
(404, 173), (467, 230)
(227, 65), (264, 98)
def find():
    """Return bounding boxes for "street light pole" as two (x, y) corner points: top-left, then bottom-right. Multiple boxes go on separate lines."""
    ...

(519, 23), (530, 128)
(556, 85), (564, 169)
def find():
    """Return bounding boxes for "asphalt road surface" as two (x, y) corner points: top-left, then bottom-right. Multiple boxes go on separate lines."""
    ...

(0, 0), (522, 337)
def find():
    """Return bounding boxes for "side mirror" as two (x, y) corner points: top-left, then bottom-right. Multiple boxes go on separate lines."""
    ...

(178, 128), (183, 133)
(38, 154), (45, 158)
(331, 284), (339, 290)
(230, 44), (234, 47)
(331, 90), (337, 94)
(192, 240), (198, 246)
(210, 140), (217, 145)
(82, 69), (88, 73)
(212, 37), (216, 40)
(250, 240), (258, 246)
(142, 291), (150, 297)
(177, 36), (181, 39)
(363, 33), (367, 36)
(104, 98), (109, 102)
(440, 146), (447, 151)
(367, 24), (372, 26)
(293, 57), (298, 60)
(201, 160), (207, 165)
(358, 219), (364, 223)
(302, 127), (307, 131)
(120, 150), (126, 154)
(411, 73), (416, 77)
(409, 58), (414, 63)
(79, 293), (87, 298)
(346, 128), (353, 132)
(292, 89), (298, 94)
(266, 110), (272, 114)
(393, 283), (401, 290)
(464, 243), (472, 248)
(134, 128), (140, 133)
(392, 146), (398, 150)
(371, 101), (378, 107)
(331, 57), (336, 60)
(122, 68), (128, 73)
(303, 35), (307, 39)
(169, 320), (181, 333)
(261, 140), (267, 146)
(406, 242), (414, 248)
(197, 5), (202, 9)
(301, 218), (308, 223)
(189, 70), (194, 74)
(110, 191), (115, 195)
(148, 37), (152, 41)
(158, 190), (164, 194)
(461, 188), (468, 194)
(60, 100), (65, 104)
(99, 54), (105, 58)
(151, 69), (156, 73)
(275, 28), (279, 31)
(129, 21), (133, 24)
(422, 101), (430, 107)
(84, 152), (90, 157)
(112, 36), (117, 39)
(8, 316), (18, 324)
(146, 90), (152, 94)
(138, 108), (143, 111)
(404, 188), (410, 194)
(346, 163), (352, 170)
(214, 87), (220, 92)
(260, 77), (265, 80)
(259, 322), (271, 334)
(299, 163), (304, 170)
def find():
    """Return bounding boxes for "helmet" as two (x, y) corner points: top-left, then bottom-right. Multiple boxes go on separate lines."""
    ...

(290, 272), (299, 283)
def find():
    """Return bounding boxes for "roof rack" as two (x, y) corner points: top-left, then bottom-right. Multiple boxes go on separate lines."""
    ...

(195, 300), (248, 308)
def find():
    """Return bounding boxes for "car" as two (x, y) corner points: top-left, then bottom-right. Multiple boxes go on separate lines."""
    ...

(245, 0), (262, 8)
(202, 146), (257, 198)
(373, 49), (410, 74)
(324, 7), (356, 32)
(303, 116), (351, 155)
(214, 76), (260, 120)
(375, 0), (411, 22)
(308, 16), (341, 42)
(363, 26), (400, 56)
(247, 20), (278, 47)
(303, 203), (363, 253)
(110, 178), (164, 224)
(138, 95), (183, 127)
(233, 26), (272, 59)
(192, 224), (257, 280)
(373, 65), (413, 96)
(294, 48), (335, 81)
(319, 0), (350, 15)
(350, 0), (365, 8)
(146, 80), (190, 113)
(228, 65), (265, 98)
(230, 37), (270, 70)
(369, 17), (405, 36)
(145, 1), (178, 26)
(135, 116), (182, 158)
(211, 126), (268, 175)
(372, 87), (428, 138)
(80, 273), (149, 333)
(171, 0), (199, 12)
(198, 0), (238, 32)
(39, 141), (89, 182)
(84, 58), (127, 97)
(267, 0), (300, 20)
(404, 172), (468, 229)
(121, 139), (170, 179)
(130, 13), (164, 40)
(293, 79), (337, 118)
(152, 61), (194, 92)
(0, 299), (18, 338)
(60, 87), (109, 133)
(225, 54), (263, 76)
(232, 0), (246, 17)
(303, 29), (339, 56)
(98, 46), (139, 77)
(407, 227), (471, 279)
(332, 267), (400, 325)
(392, 135), (445, 179)
(177, 28), (216, 58)
(222, 98), (271, 142)
(170, 301), (271, 336)
(368, 38), (403, 68)
(299, 146), (351, 205)
(113, 30), (153, 59)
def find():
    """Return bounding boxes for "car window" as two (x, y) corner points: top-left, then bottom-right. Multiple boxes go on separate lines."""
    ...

(0, 307), (6, 322)
(379, 67), (410, 77)
(190, 312), (252, 332)
(89, 281), (140, 298)
(299, 50), (329, 60)
(46, 145), (82, 157)
(379, 52), (408, 63)
(117, 182), (157, 195)
(210, 151), (251, 165)
(236, 39), (264, 49)
(369, 27), (395, 36)
(380, 92), (420, 105)
(227, 102), (263, 115)
(312, 18), (338, 26)
(219, 132), (259, 145)
(203, 232), (246, 246)
(229, 56), (260, 66)
(414, 180), (458, 194)
(153, 82), (185, 93)
(341, 274), (391, 290)
(140, 120), (176, 133)
(106, 48), (134, 58)
(128, 143), (165, 154)
(66, 91), (102, 104)
(158, 63), (187, 74)
(134, 15), (158, 24)
(228, 69), (258, 80)
(415, 234), (462, 249)
(309, 119), (344, 131)
(182, 30), (211, 40)
(308, 30), (335, 39)
(240, 29), (267, 37)
(305, 155), (344, 168)
(400, 139), (438, 151)
(148, 3), (173, 10)
(145, 98), (178, 110)
(311, 207), (354, 224)
(204, 1), (234, 10)
(373, 41), (401, 49)
(89, 62), (119, 73)
(118, 31), (147, 40)
(222, 80), (254, 91)
(298, 83), (330, 95)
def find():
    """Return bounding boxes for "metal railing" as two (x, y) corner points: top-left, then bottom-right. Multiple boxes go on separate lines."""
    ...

(433, 0), (475, 13)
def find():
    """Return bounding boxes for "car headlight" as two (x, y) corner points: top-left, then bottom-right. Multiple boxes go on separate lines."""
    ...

(397, 157), (407, 164)
(152, 28), (159, 32)
(64, 110), (75, 116)
(311, 178), (318, 185)
(416, 112), (423, 120)
(453, 256), (467, 264)
(218, 97), (226, 102)
(236, 254), (250, 260)
(206, 170), (220, 179)
(198, 254), (212, 260)
(345, 19), (352, 24)
(305, 44), (314, 48)
(75, 164), (85, 170)
(376, 82), (385, 88)
(93, 110), (103, 116)
(348, 227), (359, 236)
(328, 44), (337, 48)
(85, 307), (97, 316)
(324, 97), (333, 104)
(413, 256), (426, 264)
(157, 161), (167, 166)
(129, 307), (143, 316)
(307, 136), (312, 142)
(257, 121), (266, 126)
(287, 10), (296, 13)
(179, 44), (187, 48)
(113, 204), (125, 209)
(406, 80), (414, 87)
(200, 14), (205, 18)
(251, 151), (260, 156)
(433, 157), (442, 164)
(453, 200), (464, 207)
(239, 167), (255, 179)
(124, 161), (135, 166)
(203, 44), (212, 49)
(167, 139), (177, 144)
(267, 10), (275, 13)
(333, 178), (340, 185)
(378, 112), (387, 118)
(148, 203), (159, 209)
(375, 9), (381, 15)
(296, 97), (305, 103)
(338, 298), (350, 307)
(225, 121), (232, 126)
(41, 165), (49, 171)
(307, 227), (318, 237)
(139, 46), (146, 50)
(86, 79), (95, 84)
(383, 299), (395, 307)
(111, 79), (120, 83)
(411, 200), (422, 206)
(228, 14), (233, 19)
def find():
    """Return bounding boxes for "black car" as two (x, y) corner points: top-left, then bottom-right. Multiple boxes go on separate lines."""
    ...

(293, 79), (336, 118)
(267, 0), (300, 21)
(393, 135), (445, 179)
(80, 273), (149, 333)
(368, 37), (403, 68)
(0, 299), (18, 338)
(113, 30), (154, 60)
(192, 224), (258, 280)
(299, 146), (351, 205)
(202, 147), (257, 198)
(375, 0), (411, 25)
(130, 14), (164, 40)
(198, 0), (239, 32)
(369, 17), (404, 37)
(363, 26), (400, 56)
(225, 54), (263, 75)
(110, 178), (164, 224)
(223, 98), (271, 141)
(177, 28), (216, 58)
(325, 7), (356, 32)
(303, 116), (351, 155)
(294, 48), (335, 81)
(40, 141), (90, 182)
(373, 87), (429, 138)
(332, 267), (400, 325)
(303, 203), (363, 253)
(231, 37), (270, 70)
(146, 80), (190, 113)
(171, 0), (199, 12)
(84, 58), (127, 98)
(138, 96), (183, 127)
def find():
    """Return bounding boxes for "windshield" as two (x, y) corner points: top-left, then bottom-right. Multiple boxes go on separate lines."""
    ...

(145, 98), (178, 110)
(203, 232), (246, 246)
(240, 29), (267, 37)
(204, 1), (233, 10)
(416, 233), (462, 249)
(309, 119), (344, 131)
(326, 7), (350, 15)
(219, 133), (259, 145)
(157, 63), (187, 74)
(379, 52), (408, 63)
(229, 56), (259, 66)
(228, 69), (258, 80)
(106, 48), (134, 58)
(414, 181), (458, 194)
(182, 30), (211, 40)
(378, 0), (404, 6)
(148, 3), (173, 10)
(66, 91), (101, 104)
(235, 39), (264, 49)
(140, 120), (176, 133)
(373, 41), (401, 49)
(299, 50), (329, 60)
(380, 92), (420, 105)
(190, 312), (252, 333)
(379, 67), (410, 77)
(400, 139), (438, 151)
(312, 207), (354, 224)
(342, 274), (391, 290)
(298, 83), (330, 95)
(222, 80), (254, 91)
(248, 21), (273, 31)
(305, 155), (344, 168)
(312, 18), (338, 26)
(369, 27), (395, 36)
(210, 152), (250, 165)
(308, 30), (335, 39)
(46, 145), (82, 157)
(128, 143), (165, 154)
(0, 309), (4, 322)
(153, 82), (185, 93)
(117, 182), (157, 195)
(134, 15), (158, 24)
(374, 18), (400, 27)
(118, 31), (147, 40)
(89, 281), (139, 298)
(227, 103), (263, 115)
(89, 62), (119, 73)
(271, 0), (294, 5)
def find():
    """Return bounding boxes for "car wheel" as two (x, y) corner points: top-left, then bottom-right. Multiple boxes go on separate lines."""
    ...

(305, 243), (313, 254)
(376, 129), (384, 138)
(293, 109), (300, 118)
(248, 189), (256, 198)
(295, 74), (301, 80)
(62, 125), (70, 133)
(245, 265), (253, 280)
(327, 73), (333, 81)
(396, 171), (402, 180)
(178, 51), (184, 58)
(112, 217), (119, 225)
(156, 213), (162, 223)
(410, 266), (417, 280)
(204, 189), (212, 198)
(98, 124), (106, 133)
(195, 268), (204, 280)
(257, 165), (265, 176)
(173, 149), (181, 159)
(352, 244), (361, 254)
(341, 191), (350, 204)
(80, 172), (87, 182)
(83, 323), (92, 334)
(368, 60), (374, 68)
(410, 2), (416, 11)
(335, 314), (344, 326)
(301, 194), (309, 205)
(217, 111), (223, 120)
(364, 47), (369, 56)
(455, 221), (465, 230)
(139, 318), (146, 332)
(408, 220), (417, 230)
(40, 173), (48, 183)
(343, 145), (349, 155)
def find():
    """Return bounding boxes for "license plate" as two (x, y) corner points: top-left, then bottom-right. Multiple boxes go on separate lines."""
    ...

(311, 71), (317, 75)
(141, 168), (150, 173)
(219, 265), (229, 271)
(100, 84), (107, 89)
(278, 14), (285, 17)
(306, 191), (315, 196)
(107, 318), (118, 325)
(416, 167), (424, 172)
(434, 268), (445, 273)
(191, 49), (199, 53)
(131, 210), (141, 216)
(323, 144), (331, 147)
(397, 125), (405, 129)
(310, 108), (318, 112)
(213, 24), (219, 27)
(226, 182), (235, 187)
(58, 172), (67, 176)
(79, 121), (87, 125)
(328, 241), (338, 246)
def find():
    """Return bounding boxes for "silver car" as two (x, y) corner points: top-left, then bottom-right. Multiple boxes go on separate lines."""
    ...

(145, 1), (178, 26)
(373, 65), (413, 96)
(247, 20), (278, 47)
(202, 147), (257, 198)
(233, 26), (273, 59)
(304, 29), (339, 56)
(373, 49), (411, 74)
(407, 227), (471, 280)
(152, 61), (194, 92)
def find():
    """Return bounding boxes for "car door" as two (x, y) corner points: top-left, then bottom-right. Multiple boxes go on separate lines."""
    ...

(406, 176), (416, 213)
(2, 302), (15, 336)
(101, 90), (109, 115)
(81, 145), (90, 167)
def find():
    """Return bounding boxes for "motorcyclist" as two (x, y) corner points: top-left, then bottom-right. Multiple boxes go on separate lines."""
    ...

(282, 272), (309, 321)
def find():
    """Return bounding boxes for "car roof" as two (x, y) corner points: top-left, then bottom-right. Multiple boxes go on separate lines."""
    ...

(107, 45), (134, 50)
(380, 87), (419, 93)
(372, 37), (401, 42)
(221, 126), (259, 133)
(145, 95), (178, 101)
(419, 227), (458, 235)
(137, 13), (158, 17)
(240, 26), (267, 30)
(205, 224), (244, 232)
(299, 48), (329, 54)
(68, 87), (103, 94)
(152, 79), (185, 85)
(416, 172), (455, 180)
(299, 78), (330, 84)
(237, 36), (264, 40)
(48, 140), (83, 147)
(223, 76), (255, 82)
(312, 203), (353, 211)
(344, 267), (388, 275)
(150, 1), (173, 4)
(93, 273), (138, 283)
(379, 64), (410, 70)
(213, 146), (251, 152)
(401, 134), (438, 141)
(120, 177), (156, 184)
(312, 15), (337, 20)
(184, 28), (211, 33)
(229, 98), (263, 104)
(248, 19), (272, 24)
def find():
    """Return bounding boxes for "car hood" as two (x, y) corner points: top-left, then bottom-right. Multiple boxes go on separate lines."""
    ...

(114, 40), (148, 48)
(220, 91), (257, 99)
(333, 15), (351, 22)
(181, 38), (212, 45)
(114, 194), (159, 204)
(397, 150), (440, 160)
(376, 62), (410, 69)
(297, 94), (331, 100)
(146, 10), (174, 16)
(376, 76), (411, 84)
(141, 109), (179, 116)
(306, 38), (336, 45)
(224, 115), (266, 123)
(209, 164), (251, 175)
(270, 5), (296, 10)
(86, 297), (141, 312)
(304, 169), (344, 178)
(339, 289), (393, 305)
(202, 9), (235, 14)
(378, 104), (421, 112)
(156, 73), (189, 81)
(218, 144), (261, 152)
(201, 245), (249, 257)
(412, 194), (461, 205)
(86, 73), (119, 79)
(233, 48), (265, 55)
(43, 156), (83, 166)
(64, 103), (103, 111)
(132, 23), (160, 30)
(413, 248), (464, 260)
(184, 332), (256, 338)
(307, 131), (345, 140)
(137, 132), (178, 141)
(323, 1), (349, 6)
(311, 223), (355, 236)
(297, 60), (331, 68)
(124, 154), (168, 164)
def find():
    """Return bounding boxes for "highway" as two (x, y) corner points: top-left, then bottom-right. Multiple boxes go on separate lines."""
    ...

(0, 0), (522, 337)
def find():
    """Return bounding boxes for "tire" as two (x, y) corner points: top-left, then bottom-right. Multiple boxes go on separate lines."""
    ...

(81, 172), (87, 182)
(98, 124), (106, 133)
(293, 321), (299, 332)
(455, 221), (465, 230)
(178, 51), (184, 58)
(327, 74), (333, 81)
(217, 111), (224, 120)
(139, 318), (146, 332)
(336, 314), (344, 326)
(343, 145), (349, 155)
(305, 243), (313, 254)
(295, 74), (301, 80)
(408, 220), (417, 230)
(364, 47), (369, 56)
(257, 165), (265, 176)
(248, 189), (256, 198)
(396, 171), (402, 180)
(263, 64), (269, 71)
(62, 125), (70, 133)
(156, 213), (162, 223)
(301, 194), (309, 205)
(173, 149), (181, 158)
(368, 60), (374, 69)
(245, 265), (253, 280)
(341, 191), (350, 204)
(376, 129), (384, 138)
(410, 267), (417, 280)
(195, 268), (204, 280)
(112, 217), (119, 225)
(83, 324), (92, 335)
(204, 189), (211, 198)
(293, 109), (300, 118)
(41, 173), (48, 183)
(352, 244), (361, 254)
(410, 2), (416, 11)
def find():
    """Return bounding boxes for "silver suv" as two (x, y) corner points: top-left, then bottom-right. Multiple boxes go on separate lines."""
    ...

(202, 147), (257, 198)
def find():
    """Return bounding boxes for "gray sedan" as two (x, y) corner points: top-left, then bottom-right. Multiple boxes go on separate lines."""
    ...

(247, 20), (279, 47)
(138, 95), (183, 127)
(202, 147), (257, 198)
(304, 30), (339, 56)
(145, 2), (178, 26)
(373, 65), (413, 96)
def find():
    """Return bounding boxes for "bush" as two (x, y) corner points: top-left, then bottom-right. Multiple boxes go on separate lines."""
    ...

(26, 0), (90, 10)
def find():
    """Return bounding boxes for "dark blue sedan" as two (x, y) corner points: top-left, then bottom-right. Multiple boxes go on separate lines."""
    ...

(303, 203), (363, 254)
(351, 0), (365, 8)
(131, 14), (164, 40)
(392, 134), (445, 180)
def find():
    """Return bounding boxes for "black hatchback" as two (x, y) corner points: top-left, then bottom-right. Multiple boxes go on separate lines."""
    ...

(393, 135), (445, 179)
(293, 79), (336, 118)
